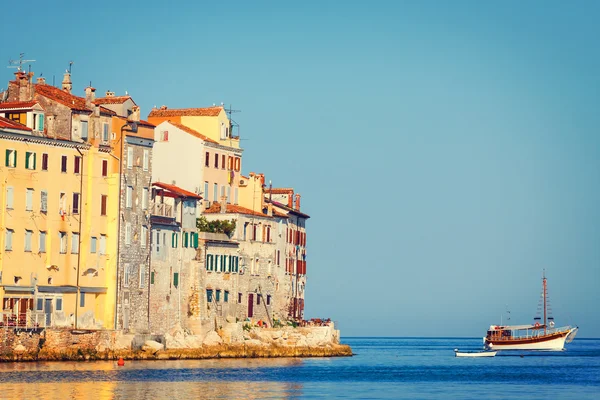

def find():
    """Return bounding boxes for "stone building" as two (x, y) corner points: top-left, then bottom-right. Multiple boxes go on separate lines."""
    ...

(148, 182), (202, 334)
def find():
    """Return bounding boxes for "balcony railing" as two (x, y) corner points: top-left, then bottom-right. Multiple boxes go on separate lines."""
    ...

(153, 203), (173, 218)
(1, 311), (47, 329)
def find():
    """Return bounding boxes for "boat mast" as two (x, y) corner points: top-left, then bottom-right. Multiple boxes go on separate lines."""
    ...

(543, 270), (547, 335)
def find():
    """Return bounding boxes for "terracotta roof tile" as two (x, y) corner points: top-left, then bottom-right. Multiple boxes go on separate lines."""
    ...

(93, 96), (135, 105)
(148, 106), (223, 118)
(0, 116), (32, 131)
(0, 100), (40, 110)
(265, 188), (294, 194)
(153, 182), (202, 199)
(34, 84), (90, 111)
(204, 203), (273, 218)
(166, 121), (218, 143)
(99, 106), (117, 116)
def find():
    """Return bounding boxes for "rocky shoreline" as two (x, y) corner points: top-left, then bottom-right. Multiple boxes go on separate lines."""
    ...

(1, 322), (352, 362)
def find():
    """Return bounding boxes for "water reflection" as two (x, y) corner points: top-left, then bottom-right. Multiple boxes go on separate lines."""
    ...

(0, 359), (305, 400)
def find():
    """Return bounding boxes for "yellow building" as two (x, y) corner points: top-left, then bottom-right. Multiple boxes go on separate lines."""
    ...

(0, 72), (118, 329)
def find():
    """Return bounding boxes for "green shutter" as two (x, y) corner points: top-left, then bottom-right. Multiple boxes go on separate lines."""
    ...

(235, 256), (239, 272)
(5, 150), (9, 167)
(221, 254), (225, 271)
(192, 233), (198, 249)
(206, 254), (212, 271)
(151, 271), (155, 284)
(173, 272), (179, 287)
(25, 152), (30, 169)
(39, 114), (44, 131)
(228, 255), (233, 272)
(14, 151), (16, 168)
(183, 232), (189, 247)
(172, 232), (178, 248)
(33, 153), (36, 170)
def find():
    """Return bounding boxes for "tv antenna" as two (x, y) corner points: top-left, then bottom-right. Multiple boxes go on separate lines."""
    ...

(68, 61), (74, 74)
(7, 53), (36, 72)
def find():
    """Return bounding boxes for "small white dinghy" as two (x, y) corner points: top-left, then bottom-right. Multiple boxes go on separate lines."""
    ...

(454, 349), (497, 357)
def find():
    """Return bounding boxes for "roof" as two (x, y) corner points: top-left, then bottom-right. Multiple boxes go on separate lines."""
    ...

(153, 182), (202, 199)
(265, 188), (294, 194)
(204, 203), (273, 218)
(166, 121), (218, 143)
(34, 84), (89, 111)
(148, 106), (223, 118)
(93, 96), (136, 105)
(0, 116), (32, 132)
(0, 100), (39, 110)
(267, 199), (310, 219)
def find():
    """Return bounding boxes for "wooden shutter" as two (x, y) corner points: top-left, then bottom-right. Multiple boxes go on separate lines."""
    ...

(25, 152), (30, 169)
(33, 153), (37, 170)
(151, 271), (155, 285)
(192, 233), (198, 249)
(183, 232), (189, 247)
(173, 272), (179, 287)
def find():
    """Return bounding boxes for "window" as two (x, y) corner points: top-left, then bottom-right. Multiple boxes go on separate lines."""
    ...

(25, 152), (36, 170)
(5, 187), (13, 209)
(277, 250), (280, 266)
(59, 193), (66, 215)
(206, 254), (213, 271)
(7, 112), (26, 125)
(90, 236), (97, 253)
(74, 156), (81, 174)
(226, 186), (231, 204)
(56, 298), (63, 311)
(26, 188), (34, 211)
(36, 298), (43, 311)
(213, 183), (218, 202)
(59, 232), (67, 254)
(72, 232), (79, 254)
(238, 293), (242, 303)
(103, 123), (109, 142)
(220, 186), (225, 201)
(257, 295), (261, 305)
(252, 225), (257, 241)
(5, 149), (16, 168)
(151, 271), (155, 285)
(228, 156), (233, 170)
(172, 232), (178, 248)
(100, 195), (107, 216)
(126, 186), (133, 208)
(234, 188), (238, 205)
(214, 153), (219, 168)
(221, 154), (226, 169)
(266, 226), (271, 242)
(143, 149), (149, 171)
(183, 232), (189, 248)
(155, 231), (160, 253)
(81, 120), (88, 140)
(216, 290), (221, 302)
(42, 153), (49, 171)
(80, 293), (85, 307)
(61, 155), (67, 172)
(101, 159), (108, 177)
(140, 264), (146, 288)
(173, 272), (179, 288)
(36, 114), (45, 131)
(141, 226), (147, 248)
(127, 147), (133, 169)
(99, 234), (106, 255)
(204, 182), (209, 201)
(142, 188), (148, 210)
(215, 255), (220, 271)
(40, 190), (47, 213)
(39, 231), (47, 253)
(205, 152), (210, 167)
(267, 295), (271, 306)
(125, 222), (131, 245)
(24, 230), (32, 252)
(123, 263), (130, 287)
(72, 193), (80, 214)
(207, 289), (213, 303)
(234, 157), (241, 172)
(5, 229), (13, 250)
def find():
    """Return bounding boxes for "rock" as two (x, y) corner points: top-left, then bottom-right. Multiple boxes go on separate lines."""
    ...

(244, 339), (264, 347)
(142, 340), (164, 352)
(14, 344), (26, 353)
(202, 331), (223, 346)
(114, 334), (134, 350)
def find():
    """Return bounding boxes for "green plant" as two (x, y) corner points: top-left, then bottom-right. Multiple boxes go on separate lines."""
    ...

(243, 323), (252, 332)
(197, 217), (237, 238)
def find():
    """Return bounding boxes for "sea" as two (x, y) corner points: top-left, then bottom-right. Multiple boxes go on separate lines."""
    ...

(0, 337), (598, 399)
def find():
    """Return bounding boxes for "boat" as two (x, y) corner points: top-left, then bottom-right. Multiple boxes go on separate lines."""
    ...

(454, 349), (497, 357)
(483, 272), (578, 351)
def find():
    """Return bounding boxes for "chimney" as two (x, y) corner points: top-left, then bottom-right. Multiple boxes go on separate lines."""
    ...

(128, 105), (140, 122)
(295, 194), (301, 211)
(85, 86), (96, 108)
(105, 90), (115, 97)
(159, 105), (167, 110)
(220, 196), (227, 214)
(287, 191), (294, 208)
(62, 72), (72, 94)
(37, 77), (46, 85)
(15, 71), (30, 101)
(267, 203), (273, 217)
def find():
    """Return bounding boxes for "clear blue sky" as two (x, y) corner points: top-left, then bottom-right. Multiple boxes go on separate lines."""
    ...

(2, 0), (599, 337)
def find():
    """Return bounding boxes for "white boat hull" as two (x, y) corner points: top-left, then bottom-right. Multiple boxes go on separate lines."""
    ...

(484, 327), (576, 351)
(455, 350), (497, 357)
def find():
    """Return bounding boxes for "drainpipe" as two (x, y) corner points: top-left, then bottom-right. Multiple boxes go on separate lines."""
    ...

(74, 147), (84, 329)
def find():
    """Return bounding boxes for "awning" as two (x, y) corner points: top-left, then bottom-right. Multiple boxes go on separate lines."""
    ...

(2, 285), (35, 294)
(80, 287), (107, 294)
(37, 285), (77, 293)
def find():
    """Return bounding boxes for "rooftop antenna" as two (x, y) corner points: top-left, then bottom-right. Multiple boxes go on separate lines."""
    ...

(225, 104), (241, 139)
(68, 61), (74, 74)
(7, 53), (36, 72)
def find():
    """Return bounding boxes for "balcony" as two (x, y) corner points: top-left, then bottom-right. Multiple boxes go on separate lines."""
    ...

(153, 203), (173, 218)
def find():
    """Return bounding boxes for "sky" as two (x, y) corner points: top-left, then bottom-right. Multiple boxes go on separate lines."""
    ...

(2, 0), (599, 337)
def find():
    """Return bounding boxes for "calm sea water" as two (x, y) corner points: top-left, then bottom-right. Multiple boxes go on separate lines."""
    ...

(0, 337), (598, 399)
